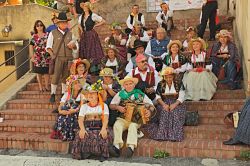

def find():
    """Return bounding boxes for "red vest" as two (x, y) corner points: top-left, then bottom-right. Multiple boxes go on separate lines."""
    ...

(132, 66), (156, 87)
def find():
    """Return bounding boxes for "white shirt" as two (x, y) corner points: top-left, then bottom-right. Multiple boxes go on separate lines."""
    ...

(155, 81), (185, 103)
(125, 55), (155, 73)
(46, 28), (78, 54)
(161, 54), (188, 73)
(79, 103), (109, 117)
(106, 58), (118, 67)
(78, 13), (103, 31)
(156, 10), (174, 25)
(126, 31), (150, 47)
(183, 40), (188, 49)
(126, 13), (146, 30)
(127, 67), (161, 90)
(186, 52), (213, 71)
(110, 92), (153, 106)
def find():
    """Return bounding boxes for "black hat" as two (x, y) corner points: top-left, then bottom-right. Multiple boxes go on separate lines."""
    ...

(56, 12), (72, 23)
(134, 40), (144, 49)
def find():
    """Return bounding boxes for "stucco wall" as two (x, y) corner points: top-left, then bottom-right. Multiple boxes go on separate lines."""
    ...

(94, 0), (228, 24)
(229, 0), (250, 94)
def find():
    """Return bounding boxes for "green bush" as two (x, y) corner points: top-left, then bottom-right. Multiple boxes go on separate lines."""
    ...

(153, 149), (170, 159)
(240, 151), (250, 160)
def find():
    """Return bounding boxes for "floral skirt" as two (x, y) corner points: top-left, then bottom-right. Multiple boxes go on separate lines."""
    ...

(144, 99), (186, 141)
(54, 113), (79, 141)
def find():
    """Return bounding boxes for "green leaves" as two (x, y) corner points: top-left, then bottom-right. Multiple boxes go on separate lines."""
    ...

(153, 149), (170, 159)
(240, 151), (250, 160)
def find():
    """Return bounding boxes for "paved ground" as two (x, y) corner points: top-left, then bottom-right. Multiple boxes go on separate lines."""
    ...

(0, 149), (249, 166)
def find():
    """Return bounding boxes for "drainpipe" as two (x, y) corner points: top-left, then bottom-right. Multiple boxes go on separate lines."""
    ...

(0, 40), (24, 46)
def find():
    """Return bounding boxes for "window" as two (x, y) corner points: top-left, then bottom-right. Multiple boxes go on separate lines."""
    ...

(4, 50), (15, 66)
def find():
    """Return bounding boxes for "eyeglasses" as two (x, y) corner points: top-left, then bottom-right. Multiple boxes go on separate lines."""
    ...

(36, 24), (43, 27)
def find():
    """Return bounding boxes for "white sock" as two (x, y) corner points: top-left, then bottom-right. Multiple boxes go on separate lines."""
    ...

(114, 144), (120, 150)
(128, 144), (134, 151)
(51, 84), (57, 94)
(61, 83), (67, 94)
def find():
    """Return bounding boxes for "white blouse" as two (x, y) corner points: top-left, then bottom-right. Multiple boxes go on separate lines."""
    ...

(155, 81), (185, 103)
(79, 103), (109, 117)
(78, 13), (103, 30)
(186, 52), (212, 71)
(162, 54), (188, 73)
(60, 93), (82, 103)
(105, 58), (118, 67)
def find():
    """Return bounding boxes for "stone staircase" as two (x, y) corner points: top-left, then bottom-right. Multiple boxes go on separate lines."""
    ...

(1, 17), (249, 159)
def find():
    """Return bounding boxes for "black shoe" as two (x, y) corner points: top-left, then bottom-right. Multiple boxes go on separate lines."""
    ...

(223, 138), (240, 145)
(125, 147), (134, 158)
(208, 38), (215, 41)
(108, 145), (120, 157)
(81, 152), (91, 159)
(49, 94), (56, 103)
(99, 156), (107, 162)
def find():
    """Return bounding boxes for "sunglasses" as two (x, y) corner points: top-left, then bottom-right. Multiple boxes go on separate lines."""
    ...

(139, 60), (148, 63)
(36, 24), (43, 27)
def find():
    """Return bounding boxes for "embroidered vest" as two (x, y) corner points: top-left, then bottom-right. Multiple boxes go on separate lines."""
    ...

(163, 54), (188, 69)
(81, 12), (95, 31)
(132, 66), (156, 87)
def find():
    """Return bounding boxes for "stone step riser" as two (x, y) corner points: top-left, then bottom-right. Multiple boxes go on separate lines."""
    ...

(7, 103), (58, 110)
(0, 124), (234, 140)
(0, 126), (53, 134)
(0, 114), (56, 121)
(0, 139), (68, 153)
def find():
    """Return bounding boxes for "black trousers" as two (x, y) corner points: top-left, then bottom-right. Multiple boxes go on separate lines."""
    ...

(198, 1), (218, 39)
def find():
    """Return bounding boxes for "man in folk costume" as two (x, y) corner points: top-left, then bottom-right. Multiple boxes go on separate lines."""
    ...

(145, 27), (171, 72)
(127, 54), (160, 101)
(156, 2), (174, 37)
(46, 12), (79, 103)
(125, 4), (146, 35)
(109, 76), (155, 158)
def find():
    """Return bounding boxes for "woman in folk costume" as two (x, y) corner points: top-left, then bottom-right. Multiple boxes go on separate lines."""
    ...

(210, 29), (241, 90)
(162, 40), (188, 81)
(71, 84), (110, 162)
(51, 78), (84, 141)
(144, 67), (186, 141)
(78, 2), (105, 75)
(182, 26), (197, 51)
(183, 38), (218, 101)
(99, 68), (121, 126)
(67, 58), (90, 91)
(109, 76), (155, 158)
(104, 22), (128, 63)
(101, 45), (125, 78)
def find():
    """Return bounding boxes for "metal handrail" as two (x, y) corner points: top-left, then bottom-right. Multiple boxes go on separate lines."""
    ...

(0, 57), (31, 83)
(0, 44), (29, 67)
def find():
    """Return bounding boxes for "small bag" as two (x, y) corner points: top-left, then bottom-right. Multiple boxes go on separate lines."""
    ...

(185, 111), (199, 126)
(224, 112), (240, 128)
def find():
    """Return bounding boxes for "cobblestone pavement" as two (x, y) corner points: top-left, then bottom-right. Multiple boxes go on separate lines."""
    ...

(0, 150), (249, 166)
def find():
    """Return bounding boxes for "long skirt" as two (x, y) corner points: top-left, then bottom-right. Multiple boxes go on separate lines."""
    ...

(79, 29), (105, 73)
(71, 129), (111, 159)
(183, 71), (218, 101)
(55, 112), (79, 141)
(230, 98), (250, 145)
(144, 99), (186, 141)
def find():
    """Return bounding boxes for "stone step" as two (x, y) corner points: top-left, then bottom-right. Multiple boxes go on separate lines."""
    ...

(20, 87), (245, 100)
(0, 132), (69, 153)
(26, 83), (61, 91)
(7, 99), (58, 110)
(0, 109), (56, 121)
(185, 99), (245, 112)
(0, 120), (54, 134)
(198, 110), (235, 125)
(135, 138), (250, 159)
(6, 98), (244, 111)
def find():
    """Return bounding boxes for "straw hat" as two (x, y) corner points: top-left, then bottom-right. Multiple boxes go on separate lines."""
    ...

(186, 26), (196, 33)
(83, 2), (94, 11)
(119, 76), (138, 86)
(104, 45), (119, 55)
(70, 58), (90, 75)
(167, 40), (183, 50)
(161, 67), (174, 76)
(188, 37), (206, 51)
(216, 29), (232, 40)
(99, 68), (114, 77)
